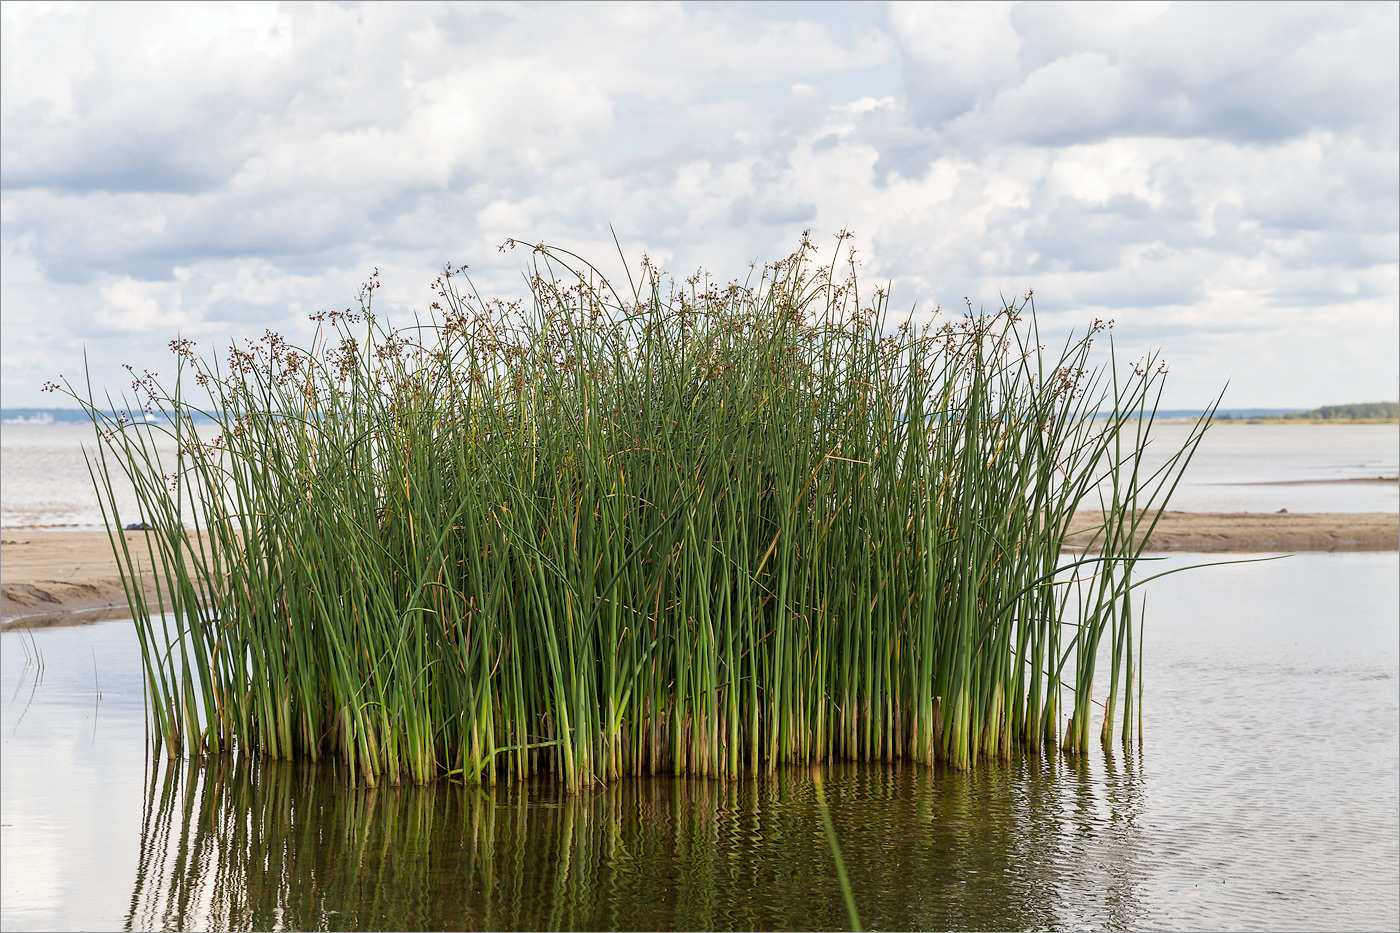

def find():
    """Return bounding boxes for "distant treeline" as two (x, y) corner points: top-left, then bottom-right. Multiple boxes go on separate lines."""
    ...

(1302, 402), (1399, 420)
(1215, 401), (1399, 422)
(1, 407), (92, 424)
(2, 407), (218, 425)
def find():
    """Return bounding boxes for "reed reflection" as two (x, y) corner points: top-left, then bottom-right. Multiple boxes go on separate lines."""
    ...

(126, 754), (1149, 931)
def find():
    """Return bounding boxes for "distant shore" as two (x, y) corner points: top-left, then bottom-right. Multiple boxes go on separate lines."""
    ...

(1212, 419), (1399, 425)
(1154, 418), (1400, 426)
(3, 514), (1396, 630)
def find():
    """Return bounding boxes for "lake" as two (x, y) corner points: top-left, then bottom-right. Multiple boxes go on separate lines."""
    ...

(1134, 422), (1398, 513)
(3, 551), (1396, 930)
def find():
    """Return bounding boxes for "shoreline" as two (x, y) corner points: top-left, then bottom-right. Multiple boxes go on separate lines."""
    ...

(4, 513), (1397, 629)
(1063, 510), (1398, 554)
(1, 530), (183, 629)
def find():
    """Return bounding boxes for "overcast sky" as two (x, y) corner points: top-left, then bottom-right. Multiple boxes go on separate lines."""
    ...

(2, 0), (1396, 411)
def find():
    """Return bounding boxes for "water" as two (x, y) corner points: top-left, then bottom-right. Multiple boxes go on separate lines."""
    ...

(1, 422), (223, 530)
(1, 424), (110, 529)
(4, 423), (1396, 530)
(2, 553), (1396, 930)
(1137, 423), (1398, 513)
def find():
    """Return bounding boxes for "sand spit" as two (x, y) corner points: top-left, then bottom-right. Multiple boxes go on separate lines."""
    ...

(1, 530), (196, 629)
(1067, 510), (1398, 554)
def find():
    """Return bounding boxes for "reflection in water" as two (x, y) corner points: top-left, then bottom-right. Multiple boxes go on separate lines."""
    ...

(126, 752), (1148, 931)
(7, 553), (1391, 931)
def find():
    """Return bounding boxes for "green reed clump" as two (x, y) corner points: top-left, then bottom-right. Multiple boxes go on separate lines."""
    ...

(60, 233), (1211, 788)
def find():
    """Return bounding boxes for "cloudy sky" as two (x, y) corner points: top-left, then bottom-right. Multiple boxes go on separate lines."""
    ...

(2, 0), (1396, 411)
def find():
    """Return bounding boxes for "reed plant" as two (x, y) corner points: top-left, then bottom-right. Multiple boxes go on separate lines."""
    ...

(57, 232), (1211, 788)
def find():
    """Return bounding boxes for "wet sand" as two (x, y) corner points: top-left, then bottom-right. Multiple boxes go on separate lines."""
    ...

(1, 530), (203, 629)
(1065, 510), (1398, 554)
(3, 513), (1397, 628)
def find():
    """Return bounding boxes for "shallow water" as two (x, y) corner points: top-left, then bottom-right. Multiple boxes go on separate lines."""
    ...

(0, 422), (221, 530)
(2, 552), (1396, 931)
(1132, 422), (1397, 512)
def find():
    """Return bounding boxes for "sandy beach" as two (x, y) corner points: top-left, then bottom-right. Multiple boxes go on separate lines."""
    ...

(0, 530), (183, 628)
(1063, 510), (1398, 553)
(2, 513), (1396, 628)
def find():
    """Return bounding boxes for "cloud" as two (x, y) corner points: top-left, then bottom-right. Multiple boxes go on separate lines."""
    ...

(888, 0), (1399, 147)
(1, 1), (1396, 412)
(1, 2), (886, 277)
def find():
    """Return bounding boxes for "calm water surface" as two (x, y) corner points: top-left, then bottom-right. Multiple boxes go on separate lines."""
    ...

(2, 553), (1396, 931)
(1139, 423), (1398, 512)
(1, 422), (219, 529)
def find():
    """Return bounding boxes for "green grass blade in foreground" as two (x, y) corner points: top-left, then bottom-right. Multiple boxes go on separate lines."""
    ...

(813, 764), (861, 932)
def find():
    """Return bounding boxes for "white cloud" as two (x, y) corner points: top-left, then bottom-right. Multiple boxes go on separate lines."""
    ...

(96, 277), (179, 332)
(887, 0), (1025, 124)
(2, 1), (1396, 411)
(889, 0), (1398, 146)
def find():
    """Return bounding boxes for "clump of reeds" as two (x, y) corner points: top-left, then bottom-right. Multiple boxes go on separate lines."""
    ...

(58, 232), (1211, 788)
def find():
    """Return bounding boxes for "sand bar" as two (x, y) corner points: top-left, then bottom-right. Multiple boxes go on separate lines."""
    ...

(3, 513), (1397, 629)
(1065, 510), (1398, 554)
(1, 530), (202, 629)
